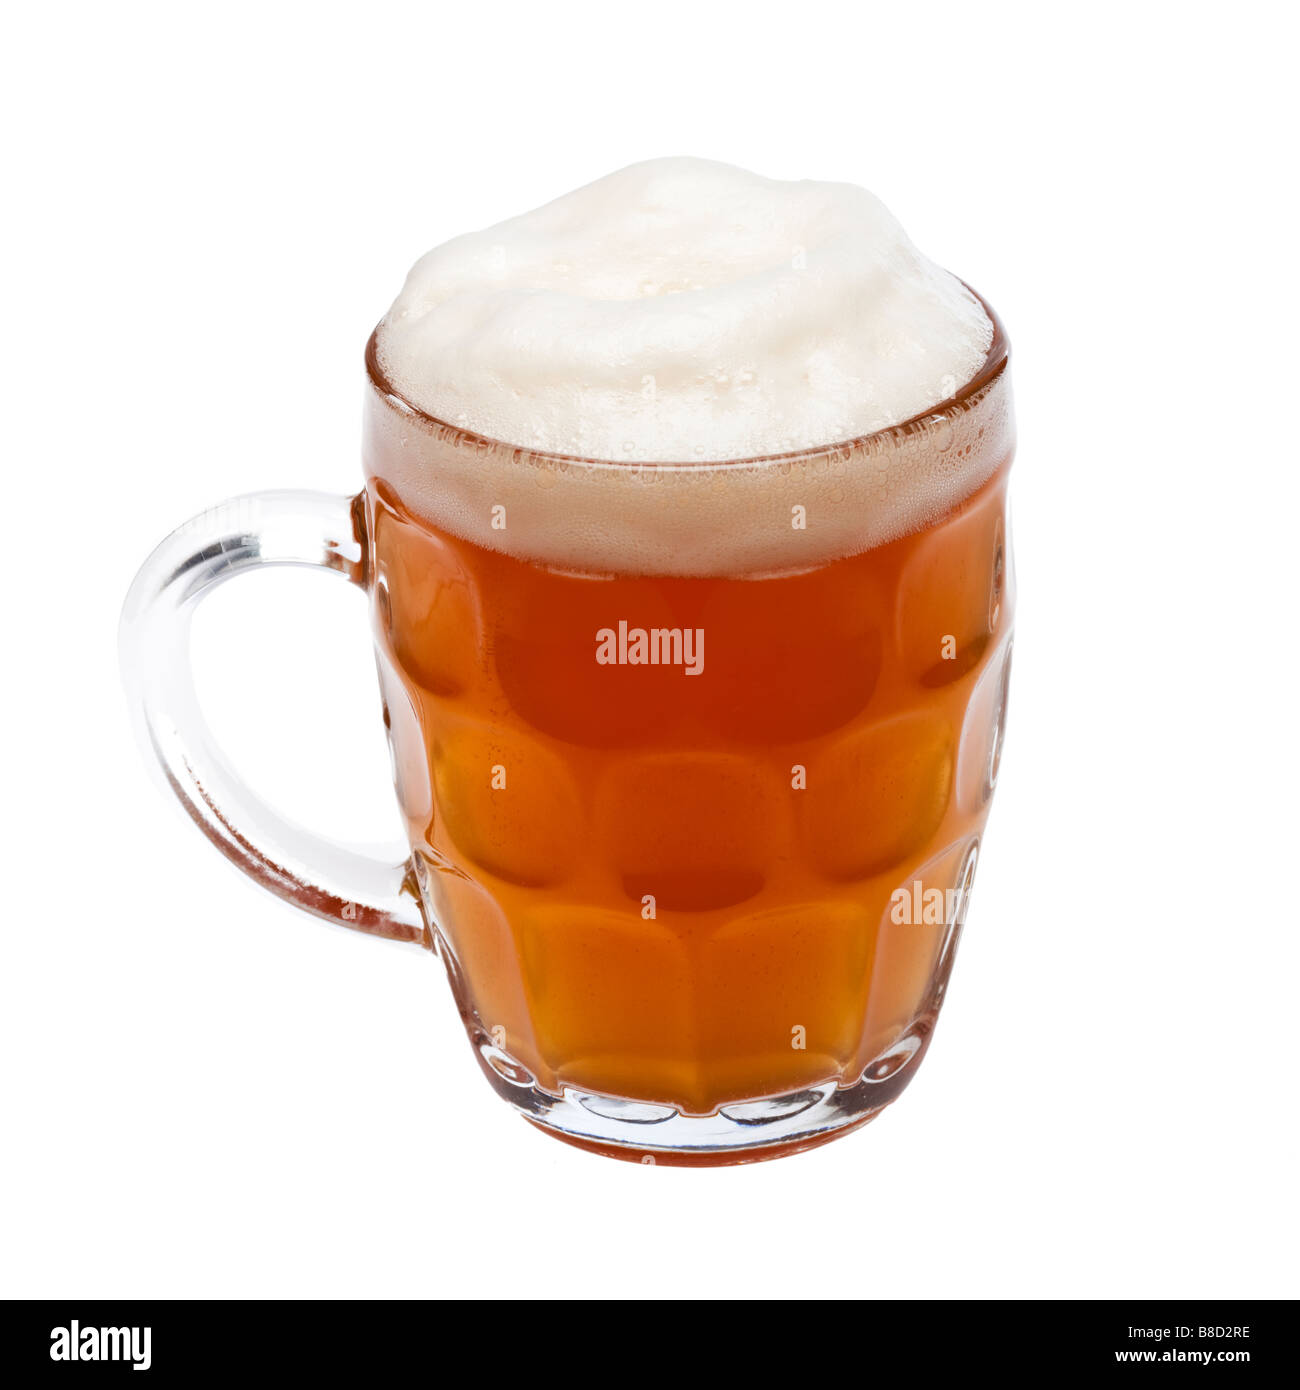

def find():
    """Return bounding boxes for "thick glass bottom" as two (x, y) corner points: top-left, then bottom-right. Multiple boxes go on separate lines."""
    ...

(465, 1011), (937, 1166)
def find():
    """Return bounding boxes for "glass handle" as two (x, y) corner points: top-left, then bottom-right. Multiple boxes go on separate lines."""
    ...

(119, 490), (427, 947)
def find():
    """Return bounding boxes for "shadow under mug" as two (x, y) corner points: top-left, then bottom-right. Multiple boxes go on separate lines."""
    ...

(121, 308), (1014, 1165)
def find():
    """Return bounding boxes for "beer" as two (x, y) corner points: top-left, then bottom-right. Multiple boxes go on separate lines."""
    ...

(359, 154), (1014, 1143)
(123, 157), (1015, 1163)
(363, 159), (1015, 1145)
(366, 434), (1011, 1117)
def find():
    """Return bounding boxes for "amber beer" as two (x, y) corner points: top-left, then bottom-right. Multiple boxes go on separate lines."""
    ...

(363, 326), (1014, 1124)
(121, 159), (1016, 1163)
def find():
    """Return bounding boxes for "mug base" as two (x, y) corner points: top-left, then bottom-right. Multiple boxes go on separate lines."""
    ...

(473, 1020), (934, 1166)
(523, 1105), (887, 1166)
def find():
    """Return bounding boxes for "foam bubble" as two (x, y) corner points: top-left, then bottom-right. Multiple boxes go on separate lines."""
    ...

(376, 158), (993, 463)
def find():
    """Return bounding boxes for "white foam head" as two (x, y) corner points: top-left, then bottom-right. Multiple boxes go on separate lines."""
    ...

(366, 159), (1011, 577)
(377, 158), (993, 462)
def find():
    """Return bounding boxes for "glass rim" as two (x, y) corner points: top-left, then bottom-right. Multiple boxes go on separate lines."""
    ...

(364, 283), (1008, 472)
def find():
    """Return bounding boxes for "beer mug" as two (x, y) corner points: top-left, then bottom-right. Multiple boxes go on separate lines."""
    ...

(121, 309), (1014, 1165)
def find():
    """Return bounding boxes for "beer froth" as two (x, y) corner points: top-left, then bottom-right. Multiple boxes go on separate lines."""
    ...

(367, 158), (1011, 577)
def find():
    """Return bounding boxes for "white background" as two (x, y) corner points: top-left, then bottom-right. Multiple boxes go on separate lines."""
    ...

(2, 1), (1296, 1300)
